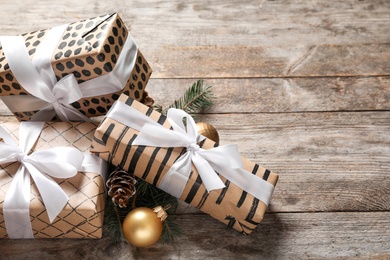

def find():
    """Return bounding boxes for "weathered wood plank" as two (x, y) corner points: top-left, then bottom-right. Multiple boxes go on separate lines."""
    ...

(147, 77), (390, 113)
(0, 1), (388, 78)
(1, 212), (389, 259)
(0, 0), (389, 47)
(1, 76), (389, 116)
(147, 43), (390, 78)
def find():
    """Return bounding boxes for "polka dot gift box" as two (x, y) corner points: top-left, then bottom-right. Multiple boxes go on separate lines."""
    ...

(0, 13), (152, 121)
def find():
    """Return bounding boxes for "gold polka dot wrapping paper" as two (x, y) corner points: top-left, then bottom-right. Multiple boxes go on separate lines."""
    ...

(0, 13), (152, 121)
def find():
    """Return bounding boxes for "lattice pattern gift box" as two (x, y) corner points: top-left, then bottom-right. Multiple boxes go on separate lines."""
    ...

(91, 94), (278, 234)
(0, 13), (152, 121)
(0, 122), (106, 239)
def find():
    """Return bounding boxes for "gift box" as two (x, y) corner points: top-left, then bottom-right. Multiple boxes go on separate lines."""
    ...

(91, 94), (278, 234)
(0, 121), (106, 238)
(0, 13), (152, 121)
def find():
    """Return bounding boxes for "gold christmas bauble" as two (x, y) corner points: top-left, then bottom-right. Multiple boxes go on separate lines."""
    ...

(196, 122), (219, 144)
(122, 207), (163, 247)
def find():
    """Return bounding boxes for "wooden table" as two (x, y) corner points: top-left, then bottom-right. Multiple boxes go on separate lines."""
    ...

(0, 1), (389, 259)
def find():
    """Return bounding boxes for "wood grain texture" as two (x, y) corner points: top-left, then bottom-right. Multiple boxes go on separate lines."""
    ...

(0, 0), (389, 259)
(0, 1), (389, 78)
(147, 76), (390, 113)
(148, 43), (390, 78)
(2, 76), (389, 115)
(0, 213), (389, 260)
(1, 0), (389, 46)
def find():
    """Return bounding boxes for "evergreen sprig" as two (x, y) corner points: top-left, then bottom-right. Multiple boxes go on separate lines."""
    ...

(105, 79), (214, 244)
(154, 79), (214, 116)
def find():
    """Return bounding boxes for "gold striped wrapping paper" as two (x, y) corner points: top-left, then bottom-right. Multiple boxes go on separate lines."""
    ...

(91, 94), (278, 234)
(0, 122), (106, 238)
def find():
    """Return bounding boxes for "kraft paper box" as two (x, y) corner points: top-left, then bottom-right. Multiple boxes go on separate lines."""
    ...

(91, 94), (278, 234)
(0, 122), (106, 238)
(0, 13), (152, 121)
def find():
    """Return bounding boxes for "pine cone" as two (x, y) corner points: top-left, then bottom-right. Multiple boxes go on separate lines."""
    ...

(106, 168), (136, 208)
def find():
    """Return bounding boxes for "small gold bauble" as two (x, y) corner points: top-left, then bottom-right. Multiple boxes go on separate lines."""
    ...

(196, 122), (219, 144)
(122, 207), (163, 247)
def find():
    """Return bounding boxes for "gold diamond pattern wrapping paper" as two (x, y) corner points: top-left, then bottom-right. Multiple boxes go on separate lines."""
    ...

(0, 122), (106, 238)
(0, 13), (152, 121)
(91, 94), (279, 234)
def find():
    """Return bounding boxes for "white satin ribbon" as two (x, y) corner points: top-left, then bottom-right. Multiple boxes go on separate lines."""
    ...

(0, 122), (104, 238)
(106, 101), (275, 206)
(0, 20), (138, 121)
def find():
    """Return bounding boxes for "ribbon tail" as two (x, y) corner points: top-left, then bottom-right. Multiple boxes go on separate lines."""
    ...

(30, 106), (57, 121)
(198, 144), (244, 169)
(56, 105), (92, 122)
(210, 162), (275, 206)
(134, 123), (192, 148)
(3, 166), (34, 239)
(191, 152), (225, 193)
(25, 163), (68, 223)
(80, 152), (107, 178)
(0, 124), (18, 145)
(158, 152), (193, 198)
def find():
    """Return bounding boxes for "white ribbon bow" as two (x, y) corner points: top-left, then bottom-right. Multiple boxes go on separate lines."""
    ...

(133, 108), (244, 196)
(0, 122), (85, 238)
(0, 19), (138, 121)
(106, 101), (275, 205)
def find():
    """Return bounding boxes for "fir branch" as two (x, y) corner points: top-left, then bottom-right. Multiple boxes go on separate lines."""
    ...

(160, 79), (214, 116)
(152, 103), (163, 114)
(161, 217), (182, 243)
(132, 177), (178, 209)
(105, 196), (128, 242)
(173, 79), (214, 113)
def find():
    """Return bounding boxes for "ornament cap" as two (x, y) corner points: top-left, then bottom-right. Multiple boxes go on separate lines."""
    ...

(153, 205), (169, 222)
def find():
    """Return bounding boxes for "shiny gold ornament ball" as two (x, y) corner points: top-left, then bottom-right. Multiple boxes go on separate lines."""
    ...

(122, 207), (163, 247)
(196, 122), (219, 144)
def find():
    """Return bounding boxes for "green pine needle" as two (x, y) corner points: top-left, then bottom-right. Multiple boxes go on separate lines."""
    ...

(161, 217), (182, 244)
(154, 79), (214, 116)
(152, 104), (163, 114)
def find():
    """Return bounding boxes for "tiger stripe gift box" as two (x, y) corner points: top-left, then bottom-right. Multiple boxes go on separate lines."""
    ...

(0, 13), (152, 121)
(0, 121), (106, 239)
(91, 94), (278, 234)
